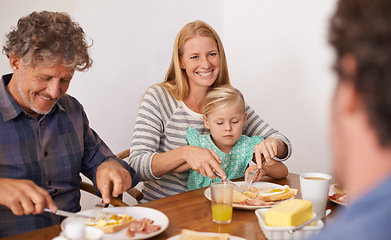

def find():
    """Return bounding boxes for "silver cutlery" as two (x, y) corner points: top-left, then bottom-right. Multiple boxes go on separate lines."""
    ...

(243, 168), (259, 191)
(91, 202), (108, 221)
(215, 171), (246, 193)
(243, 160), (266, 190)
(288, 209), (332, 234)
(44, 208), (91, 219)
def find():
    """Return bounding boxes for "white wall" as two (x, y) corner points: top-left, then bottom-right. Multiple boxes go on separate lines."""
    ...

(0, 0), (338, 206)
(224, 0), (337, 174)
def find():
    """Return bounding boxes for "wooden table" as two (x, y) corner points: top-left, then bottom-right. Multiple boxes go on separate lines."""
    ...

(1, 173), (342, 240)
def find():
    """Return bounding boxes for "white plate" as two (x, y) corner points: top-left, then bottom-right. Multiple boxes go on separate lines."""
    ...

(167, 232), (246, 240)
(328, 183), (347, 206)
(61, 206), (169, 240)
(204, 181), (291, 210)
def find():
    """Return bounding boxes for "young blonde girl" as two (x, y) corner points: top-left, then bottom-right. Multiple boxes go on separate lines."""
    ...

(185, 85), (288, 190)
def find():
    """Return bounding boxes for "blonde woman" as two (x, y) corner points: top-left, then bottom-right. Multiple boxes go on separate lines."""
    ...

(129, 20), (292, 202)
(185, 85), (288, 190)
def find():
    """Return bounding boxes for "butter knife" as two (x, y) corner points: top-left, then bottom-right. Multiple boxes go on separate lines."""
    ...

(215, 172), (246, 194)
(288, 209), (332, 234)
(44, 208), (91, 219)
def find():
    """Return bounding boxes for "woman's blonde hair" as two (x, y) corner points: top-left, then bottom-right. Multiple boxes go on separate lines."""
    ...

(203, 85), (245, 117)
(160, 20), (230, 100)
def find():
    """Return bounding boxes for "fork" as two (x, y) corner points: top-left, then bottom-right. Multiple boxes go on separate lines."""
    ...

(91, 202), (108, 221)
(242, 169), (259, 191)
(243, 160), (266, 190)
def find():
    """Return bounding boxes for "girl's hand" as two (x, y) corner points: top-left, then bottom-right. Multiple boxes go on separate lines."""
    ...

(245, 165), (265, 182)
(254, 137), (286, 168)
(246, 160), (289, 181)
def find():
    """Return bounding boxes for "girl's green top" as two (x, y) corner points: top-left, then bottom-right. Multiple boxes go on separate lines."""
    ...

(185, 126), (263, 190)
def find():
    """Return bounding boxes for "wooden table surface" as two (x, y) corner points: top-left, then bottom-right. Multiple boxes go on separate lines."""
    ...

(1, 173), (343, 240)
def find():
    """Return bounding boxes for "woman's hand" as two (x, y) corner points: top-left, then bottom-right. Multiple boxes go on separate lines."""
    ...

(254, 137), (287, 168)
(171, 145), (225, 179)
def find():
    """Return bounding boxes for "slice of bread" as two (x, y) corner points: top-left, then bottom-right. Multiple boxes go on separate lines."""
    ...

(85, 215), (134, 233)
(234, 185), (298, 203)
(233, 191), (248, 203)
(261, 188), (298, 202)
(179, 229), (230, 240)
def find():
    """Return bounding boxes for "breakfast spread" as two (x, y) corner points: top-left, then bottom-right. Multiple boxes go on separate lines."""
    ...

(84, 213), (162, 237)
(265, 199), (313, 227)
(85, 214), (134, 233)
(329, 184), (347, 205)
(126, 218), (162, 238)
(179, 229), (230, 240)
(233, 185), (298, 206)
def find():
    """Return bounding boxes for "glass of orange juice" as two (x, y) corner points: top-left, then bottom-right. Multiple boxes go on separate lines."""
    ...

(211, 182), (233, 224)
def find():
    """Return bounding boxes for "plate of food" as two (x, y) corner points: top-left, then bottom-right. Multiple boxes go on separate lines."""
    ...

(61, 206), (169, 239)
(204, 181), (298, 210)
(167, 229), (246, 240)
(328, 183), (347, 206)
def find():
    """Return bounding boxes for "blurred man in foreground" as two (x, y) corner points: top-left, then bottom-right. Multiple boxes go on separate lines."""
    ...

(310, 0), (391, 239)
(0, 11), (138, 237)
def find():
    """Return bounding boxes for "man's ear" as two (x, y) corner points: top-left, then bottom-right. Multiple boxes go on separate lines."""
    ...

(340, 54), (357, 80)
(9, 55), (22, 71)
(203, 115), (210, 129)
(338, 54), (362, 114)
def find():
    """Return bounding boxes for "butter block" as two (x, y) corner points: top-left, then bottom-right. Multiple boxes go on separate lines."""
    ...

(265, 199), (313, 227)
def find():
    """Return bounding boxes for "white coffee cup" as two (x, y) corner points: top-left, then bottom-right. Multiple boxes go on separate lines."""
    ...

(300, 172), (331, 214)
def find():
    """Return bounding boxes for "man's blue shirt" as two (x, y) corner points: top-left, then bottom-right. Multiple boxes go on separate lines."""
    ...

(0, 73), (138, 237)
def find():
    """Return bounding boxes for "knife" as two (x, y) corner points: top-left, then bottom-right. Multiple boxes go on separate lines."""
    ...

(288, 209), (332, 234)
(215, 172), (246, 194)
(44, 208), (92, 219)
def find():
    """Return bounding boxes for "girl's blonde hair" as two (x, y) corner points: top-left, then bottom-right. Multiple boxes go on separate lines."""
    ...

(203, 85), (245, 116)
(160, 20), (230, 100)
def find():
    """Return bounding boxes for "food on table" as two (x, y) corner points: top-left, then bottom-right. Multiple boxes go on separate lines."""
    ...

(233, 190), (248, 202)
(233, 185), (298, 206)
(243, 198), (276, 207)
(126, 218), (162, 238)
(265, 199), (313, 227)
(329, 184), (347, 205)
(179, 229), (230, 240)
(333, 184), (345, 195)
(84, 214), (134, 233)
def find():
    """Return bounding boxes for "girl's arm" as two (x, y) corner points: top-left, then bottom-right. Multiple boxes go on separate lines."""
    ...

(245, 159), (289, 181)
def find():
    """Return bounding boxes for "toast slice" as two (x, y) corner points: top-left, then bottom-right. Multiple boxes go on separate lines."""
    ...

(85, 214), (134, 233)
(179, 229), (230, 240)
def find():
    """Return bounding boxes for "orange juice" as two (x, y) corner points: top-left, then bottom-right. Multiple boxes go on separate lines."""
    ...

(212, 203), (233, 223)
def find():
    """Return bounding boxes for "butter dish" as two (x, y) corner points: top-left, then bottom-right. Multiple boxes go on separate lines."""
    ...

(255, 209), (324, 240)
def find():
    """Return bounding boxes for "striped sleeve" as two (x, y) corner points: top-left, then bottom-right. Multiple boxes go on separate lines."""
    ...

(243, 104), (292, 161)
(129, 86), (174, 181)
